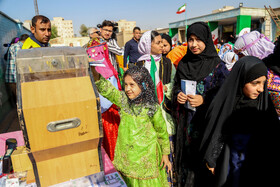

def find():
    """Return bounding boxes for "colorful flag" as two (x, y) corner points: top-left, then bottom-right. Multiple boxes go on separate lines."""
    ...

(211, 27), (218, 45)
(171, 33), (179, 47)
(176, 4), (186, 14)
(150, 56), (164, 104)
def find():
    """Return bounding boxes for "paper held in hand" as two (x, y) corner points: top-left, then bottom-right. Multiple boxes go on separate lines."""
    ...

(181, 79), (197, 111)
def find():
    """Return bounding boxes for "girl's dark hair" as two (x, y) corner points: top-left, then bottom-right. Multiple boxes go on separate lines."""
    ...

(123, 66), (157, 106)
(151, 30), (160, 42)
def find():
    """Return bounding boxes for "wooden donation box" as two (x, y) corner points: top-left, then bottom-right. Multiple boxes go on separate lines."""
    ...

(16, 47), (103, 187)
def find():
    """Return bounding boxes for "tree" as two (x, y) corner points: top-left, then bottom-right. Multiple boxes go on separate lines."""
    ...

(51, 25), (59, 39)
(79, 24), (89, 37)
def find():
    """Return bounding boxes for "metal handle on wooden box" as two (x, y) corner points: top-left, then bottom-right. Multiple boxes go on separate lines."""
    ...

(47, 118), (81, 132)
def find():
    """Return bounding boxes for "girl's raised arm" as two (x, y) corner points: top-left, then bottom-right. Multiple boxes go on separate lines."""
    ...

(95, 76), (127, 107)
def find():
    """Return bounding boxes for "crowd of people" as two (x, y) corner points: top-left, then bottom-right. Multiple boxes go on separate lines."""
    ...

(3, 14), (280, 187)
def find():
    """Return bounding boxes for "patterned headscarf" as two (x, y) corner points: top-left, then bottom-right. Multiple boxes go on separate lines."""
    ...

(218, 43), (233, 59)
(234, 31), (275, 59)
(123, 66), (157, 116)
(137, 30), (162, 62)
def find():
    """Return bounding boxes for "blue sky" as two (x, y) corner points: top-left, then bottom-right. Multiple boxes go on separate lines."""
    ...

(0, 0), (279, 36)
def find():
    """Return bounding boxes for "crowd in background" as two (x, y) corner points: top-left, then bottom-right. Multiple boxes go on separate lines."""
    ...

(3, 15), (280, 187)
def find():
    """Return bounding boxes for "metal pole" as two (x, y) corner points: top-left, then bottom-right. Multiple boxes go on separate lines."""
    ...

(34, 0), (39, 15)
(185, 2), (187, 42)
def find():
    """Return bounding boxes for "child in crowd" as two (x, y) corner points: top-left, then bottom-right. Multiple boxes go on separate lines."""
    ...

(222, 51), (238, 71)
(234, 31), (280, 119)
(160, 33), (177, 186)
(161, 33), (172, 57)
(218, 42), (233, 59)
(87, 38), (121, 161)
(200, 56), (280, 187)
(173, 22), (229, 187)
(137, 31), (177, 186)
(94, 66), (171, 187)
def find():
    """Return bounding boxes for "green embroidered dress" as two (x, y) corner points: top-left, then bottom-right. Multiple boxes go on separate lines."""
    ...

(96, 77), (170, 187)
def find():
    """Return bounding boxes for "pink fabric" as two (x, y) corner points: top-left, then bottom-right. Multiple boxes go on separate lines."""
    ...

(0, 131), (25, 156)
(87, 43), (116, 79)
(87, 42), (121, 90)
(101, 146), (117, 175)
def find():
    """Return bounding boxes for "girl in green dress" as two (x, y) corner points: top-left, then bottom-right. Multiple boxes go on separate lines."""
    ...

(94, 66), (172, 187)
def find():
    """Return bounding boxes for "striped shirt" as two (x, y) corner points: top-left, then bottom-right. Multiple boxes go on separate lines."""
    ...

(107, 39), (124, 71)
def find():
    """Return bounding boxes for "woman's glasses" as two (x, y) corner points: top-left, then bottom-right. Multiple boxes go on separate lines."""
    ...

(102, 29), (113, 33)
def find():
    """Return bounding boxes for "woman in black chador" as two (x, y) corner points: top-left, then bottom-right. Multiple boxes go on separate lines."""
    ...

(200, 56), (280, 187)
(172, 22), (229, 187)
